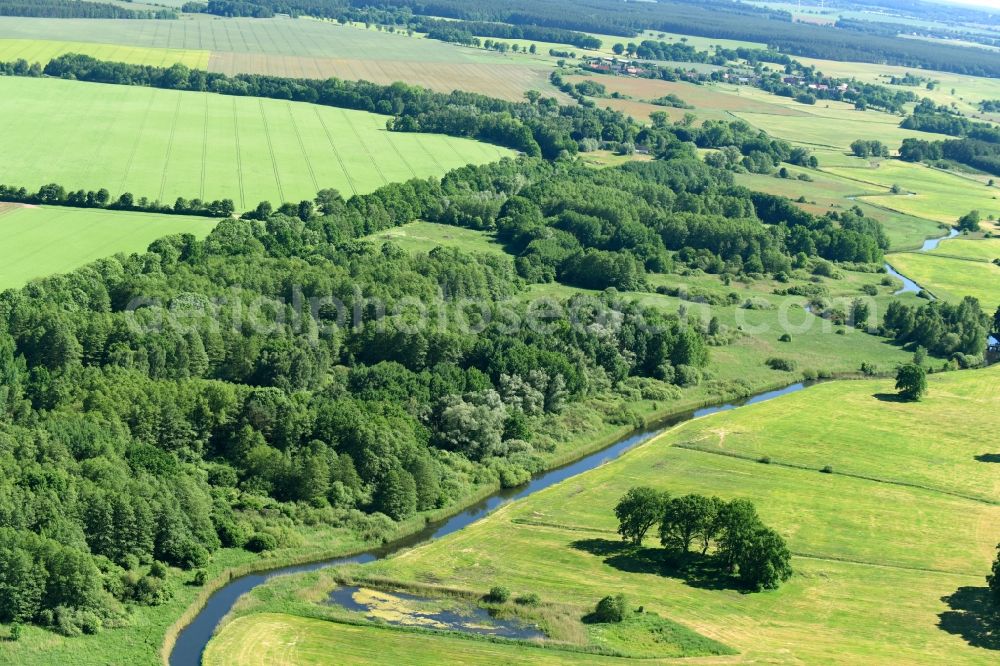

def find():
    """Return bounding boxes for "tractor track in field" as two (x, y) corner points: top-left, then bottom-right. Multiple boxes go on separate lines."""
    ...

(258, 99), (286, 203)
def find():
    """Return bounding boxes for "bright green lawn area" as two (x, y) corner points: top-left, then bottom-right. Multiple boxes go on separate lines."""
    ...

(0, 76), (513, 209)
(0, 38), (209, 68)
(929, 237), (1000, 263)
(825, 161), (1000, 225)
(888, 251), (1000, 311)
(353, 367), (1000, 665)
(0, 204), (217, 289)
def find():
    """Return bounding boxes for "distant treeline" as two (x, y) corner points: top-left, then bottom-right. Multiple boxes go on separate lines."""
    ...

(354, 0), (1000, 78)
(0, 0), (176, 18)
(416, 17), (601, 50)
(899, 138), (1000, 177)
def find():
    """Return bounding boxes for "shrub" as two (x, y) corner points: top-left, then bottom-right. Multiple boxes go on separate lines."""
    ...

(245, 532), (279, 553)
(766, 357), (797, 372)
(592, 594), (628, 623)
(9, 622), (22, 641)
(778, 333), (792, 342)
(860, 284), (878, 296)
(192, 569), (208, 586)
(515, 593), (540, 606)
(860, 361), (877, 376)
(486, 586), (511, 603)
(758, 456), (771, 464)
(820, 465), (834, 474)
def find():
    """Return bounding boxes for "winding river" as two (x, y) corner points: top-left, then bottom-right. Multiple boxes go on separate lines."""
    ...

(168, 381), (815, 665)
(885, 227), (959, 296)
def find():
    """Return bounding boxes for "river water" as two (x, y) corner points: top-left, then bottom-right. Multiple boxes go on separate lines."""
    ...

(886, 227), (959, 296)
(168, 381), (813, 665)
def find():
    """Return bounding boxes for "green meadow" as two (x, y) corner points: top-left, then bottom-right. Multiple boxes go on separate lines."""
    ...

(0, 204), (217, 289)
(0, 76), (513, 209)
(889, 240), (1000, 310)
(825, 161), (1000, 225)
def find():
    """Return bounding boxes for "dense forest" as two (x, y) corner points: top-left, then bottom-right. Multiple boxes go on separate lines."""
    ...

(0, 0), (176, 18)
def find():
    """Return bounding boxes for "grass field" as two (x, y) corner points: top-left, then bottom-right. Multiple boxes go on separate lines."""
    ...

(324, 367), (1000, 665)
(0, 76), (513, 209)
(0, 203), (217, 289)
(0, 17), (556, 100)
(824, 161), (1000, 225)
(889, 238), (1000, 310)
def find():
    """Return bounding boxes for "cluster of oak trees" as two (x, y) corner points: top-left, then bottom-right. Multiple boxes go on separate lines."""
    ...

(614, 487), (793, 591)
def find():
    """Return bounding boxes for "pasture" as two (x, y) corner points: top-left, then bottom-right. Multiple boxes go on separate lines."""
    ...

(337, 367), (1000, 665)
(0, 76), (513, 209)
(824, 161), (1000, 225)
(0, 203), (216, 289)
(889, 242), (1000, 310)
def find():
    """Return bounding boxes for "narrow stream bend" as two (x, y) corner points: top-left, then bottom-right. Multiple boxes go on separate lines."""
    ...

(168, 381), (815, 665)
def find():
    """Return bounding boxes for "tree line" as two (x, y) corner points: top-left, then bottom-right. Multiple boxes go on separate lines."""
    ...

(0, 0), (176, 18)
(0, 182), (235, 218)
(615, 487), (793, 591)
(899, 138), (1000, 177)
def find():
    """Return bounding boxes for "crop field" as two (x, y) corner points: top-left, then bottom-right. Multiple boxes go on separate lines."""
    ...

(0, 203), (216, 289)
(734, 165), (942, 250)
(0, 76), (514, 209)
(0, 38), (209, 68)
(0, 17), (557, 100)
(330, 367), (1000, 665)
(824, 161), (1000, 224)
(207, 53), (554, 101)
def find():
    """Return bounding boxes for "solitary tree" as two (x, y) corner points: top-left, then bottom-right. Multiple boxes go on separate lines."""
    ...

(615, 487), (668, 545)
(895, 363), (927, 401)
